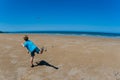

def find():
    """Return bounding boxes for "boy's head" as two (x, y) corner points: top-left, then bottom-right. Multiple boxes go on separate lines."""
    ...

(23, 35), (29, 41)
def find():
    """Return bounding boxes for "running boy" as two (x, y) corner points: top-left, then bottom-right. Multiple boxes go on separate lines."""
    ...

(22, 35), (44, 67)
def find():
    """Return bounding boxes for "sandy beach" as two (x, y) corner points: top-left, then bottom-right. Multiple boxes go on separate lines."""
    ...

(0, 34), (120, 80)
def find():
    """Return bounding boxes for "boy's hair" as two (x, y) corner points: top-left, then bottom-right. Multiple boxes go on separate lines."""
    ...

(23, 35), (29, 41)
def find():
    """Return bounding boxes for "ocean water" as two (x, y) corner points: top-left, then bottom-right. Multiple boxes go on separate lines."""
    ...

(6, 31), (120, 38)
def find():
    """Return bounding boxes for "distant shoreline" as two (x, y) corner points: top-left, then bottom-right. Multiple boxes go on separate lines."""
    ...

(2, 31), (120, 38)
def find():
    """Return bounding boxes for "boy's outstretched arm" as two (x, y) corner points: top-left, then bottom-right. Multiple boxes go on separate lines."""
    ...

(21, 43), (29, 54)
(21, 43), (24, 47)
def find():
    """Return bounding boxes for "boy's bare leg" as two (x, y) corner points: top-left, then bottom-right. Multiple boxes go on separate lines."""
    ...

(30, 56), (34, 67)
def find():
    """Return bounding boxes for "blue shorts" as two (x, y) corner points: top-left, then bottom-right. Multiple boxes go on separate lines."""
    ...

(30, 47), (40, 57)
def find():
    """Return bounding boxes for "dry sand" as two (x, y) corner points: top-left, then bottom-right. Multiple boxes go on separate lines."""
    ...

(0, 34), (120, 80)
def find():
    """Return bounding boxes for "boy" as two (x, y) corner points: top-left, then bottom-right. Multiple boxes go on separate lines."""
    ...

(22, 35), (44, 67)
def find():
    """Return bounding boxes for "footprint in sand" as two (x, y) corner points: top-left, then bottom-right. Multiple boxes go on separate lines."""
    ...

(5, 46), (12, 49)
(114, 72), (120, 80)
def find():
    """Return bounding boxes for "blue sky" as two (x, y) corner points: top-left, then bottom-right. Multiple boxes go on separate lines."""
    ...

(0, 0), (120, 33)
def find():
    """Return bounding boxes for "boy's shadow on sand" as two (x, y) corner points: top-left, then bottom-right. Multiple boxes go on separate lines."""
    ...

(35, 60), (59, 70)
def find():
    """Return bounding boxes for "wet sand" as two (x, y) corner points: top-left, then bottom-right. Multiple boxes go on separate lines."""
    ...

(0, 34), (120, 80)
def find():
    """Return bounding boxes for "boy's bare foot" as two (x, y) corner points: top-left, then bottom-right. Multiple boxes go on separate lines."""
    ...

(40, 47), (44, 54)
(45, 47), (47, 52)
(31, 64), (34, 68)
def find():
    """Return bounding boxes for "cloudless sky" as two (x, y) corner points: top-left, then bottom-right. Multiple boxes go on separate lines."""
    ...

(0, 0), (120, 33)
